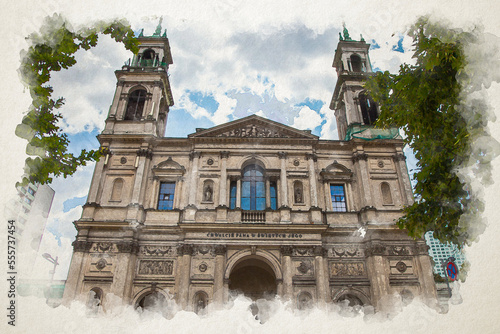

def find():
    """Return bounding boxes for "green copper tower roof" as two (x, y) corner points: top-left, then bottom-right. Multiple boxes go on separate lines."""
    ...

(137, 18), (167, 38)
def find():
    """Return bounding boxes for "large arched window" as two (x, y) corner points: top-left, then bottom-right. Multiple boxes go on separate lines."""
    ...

(350, 54), (363, 72)
(241, 165), (265, 211)
(125, 89), (147, 121)
(141, 49), (156, 67)
(359, 92), (378, 125)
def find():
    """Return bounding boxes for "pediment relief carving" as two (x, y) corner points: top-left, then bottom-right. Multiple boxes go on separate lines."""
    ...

(189, 115), (318, 139)
(321, 161), (353, 180)
(153, 157), (185, 172)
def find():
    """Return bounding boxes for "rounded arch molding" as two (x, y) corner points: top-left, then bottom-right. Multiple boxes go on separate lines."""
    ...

(237, 154), (270, 171)
(332, 287), (371, 305)
(131, 286), (172, 307)
(124, 84), (151, 95)
(224, 249), (283, 281)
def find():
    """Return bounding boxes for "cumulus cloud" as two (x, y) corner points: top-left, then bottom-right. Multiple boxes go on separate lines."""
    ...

(292, 106), (322, 130)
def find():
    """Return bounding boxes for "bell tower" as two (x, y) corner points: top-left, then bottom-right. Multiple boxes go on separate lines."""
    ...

(330, 25), (397, 141)
(102, 18), (174, 138)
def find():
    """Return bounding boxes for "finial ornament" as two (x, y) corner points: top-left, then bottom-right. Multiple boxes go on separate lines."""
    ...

(339, 32), (343, 41)
(138, 28), (144, 37)
(360, 34), (365, 42)
(153, 17), (163, 37)
(342, 23), (352, 41)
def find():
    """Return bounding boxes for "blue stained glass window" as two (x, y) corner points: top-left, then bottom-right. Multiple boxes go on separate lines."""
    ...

(241, 165), (265, 211)
(270, 181), (277, 210)
(229, 181), (237, 209)
(158, 182), (175, 210)
(330, 184), (347, 212)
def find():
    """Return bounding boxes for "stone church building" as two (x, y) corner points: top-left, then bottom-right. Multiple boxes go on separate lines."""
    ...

(62, 25), (437, 313)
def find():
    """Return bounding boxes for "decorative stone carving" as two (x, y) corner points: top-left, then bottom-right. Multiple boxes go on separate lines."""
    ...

(91, 242), (115, 253)
(294, 186), (303, 203)
(352, 153), (368, 162)
(313, 246), (327, 257)
(297, 260), (313, 274)
(278, 151), (288, 159)
(137, 148), (153, 159)
(95, 258), (107, 271)
(206, 158), (214, 165)
(293, 159), (300, 166)
(281, 245), (294, 256)
(392, 153), (406, 162)
(214, 245), (227, 255)
(330, 262), (365, 276)
(294, 247), (314, 257)
(189, 151), (201, 160)
(140, 246), (176, 257)
(116, 241), (139, 254)
(177, 244), (194, 256)
(72, 240), (93, 252)
(415, 243), (430, 255)
(203, 184), (213, 202)
(377, 160), (384, 168)
(194, 245), (215, 257)
(217, 124), (289, 138)
(396, 261), (408, 273)
(120, 157), (127, 164)
(220, 151), (230, 159)
(305, 153), (318, 162)
(388, 246), (410, 256)
(331, 246), (359, 258)
(138, 260), (174, 275)
(198, 262), (208, 272)
(365, 244), (386, 257)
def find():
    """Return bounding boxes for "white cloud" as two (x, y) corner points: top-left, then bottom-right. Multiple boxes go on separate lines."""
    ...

(319, 104), (339, 140)
(292, 106), (322, 130)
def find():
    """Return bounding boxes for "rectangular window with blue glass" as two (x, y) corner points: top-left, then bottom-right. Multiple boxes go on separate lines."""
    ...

(330, 184), (347, 212)
(158, 182), (176, 210)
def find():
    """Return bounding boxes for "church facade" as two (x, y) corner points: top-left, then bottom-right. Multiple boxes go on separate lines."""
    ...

(62, 26), (437, 312)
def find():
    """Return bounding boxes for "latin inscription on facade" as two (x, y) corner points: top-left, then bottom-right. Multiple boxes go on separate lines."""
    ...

(206, 232), (303, 239)
(138, 260), (174, 275)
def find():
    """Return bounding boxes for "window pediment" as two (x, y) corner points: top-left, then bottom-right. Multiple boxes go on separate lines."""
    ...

(153, 157), (185, 175)
(321, 161), (353, 181)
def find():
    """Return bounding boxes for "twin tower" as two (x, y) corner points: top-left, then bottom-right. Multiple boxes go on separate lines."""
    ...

(63, 22), (436, 314)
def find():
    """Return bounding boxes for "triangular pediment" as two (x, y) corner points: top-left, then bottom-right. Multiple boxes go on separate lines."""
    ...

(188, 115), (318, 139)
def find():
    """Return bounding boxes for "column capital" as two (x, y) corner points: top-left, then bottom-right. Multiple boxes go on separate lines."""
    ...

(137, 148), (153, 159)
(220, 151), (230, 159)
(392, 153), (406, 162)
(189, 151), (201, 160)
(278, 151), (288, 159)
(352, 152), (368, 163)
(177, 244), (194, 256)
(116, 241), (140, 254)
(305, 153), (318, 162)
(313, 246), (327, 257)
(281, 245), (294, 256)
(214, 245), (227, 255)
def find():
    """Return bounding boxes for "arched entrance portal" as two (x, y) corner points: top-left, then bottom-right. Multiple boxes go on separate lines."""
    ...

(228, 258), (277, 300)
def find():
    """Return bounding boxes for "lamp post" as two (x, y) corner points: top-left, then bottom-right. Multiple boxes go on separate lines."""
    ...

(42, 253), (59, 303)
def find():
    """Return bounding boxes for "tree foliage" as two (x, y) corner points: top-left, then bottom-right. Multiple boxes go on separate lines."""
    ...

(366, 17), (498, 247)
(16, 14), (139, 186)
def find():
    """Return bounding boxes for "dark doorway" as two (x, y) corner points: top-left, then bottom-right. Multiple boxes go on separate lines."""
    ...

(228, 258), (277, 300)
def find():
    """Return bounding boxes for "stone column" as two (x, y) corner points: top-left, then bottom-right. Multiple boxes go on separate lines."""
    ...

(188, 151), (200, 206)
(62, 236), (91, 306)
(393, 153), (414, 206)
(127, 148), (151, 223)
(213, 245), (227, 306)
(352, 151), (372, 207)
(278, 152), (289, 207)
(314, 246), (327, 304)
(365, 243), (391, 312)
(265, 178), (271, 208)
(113, 239), (139, 303)
(281, 246), (294, 300)
(219, 151), (230, 206)
(177, 244), (193, 309)
(236, 178), (242, 208)
(150, 176), (159, 209)
(306, 153), (318, 207)
(414, 242), (438, 304)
